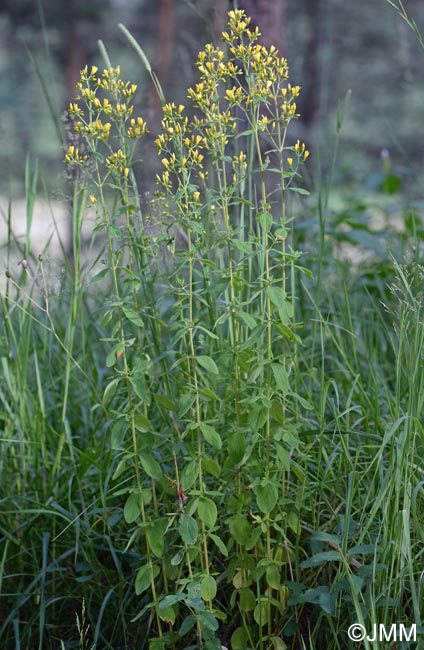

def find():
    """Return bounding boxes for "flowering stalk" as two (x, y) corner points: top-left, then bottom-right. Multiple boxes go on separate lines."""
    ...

(65, 64), (166, 638)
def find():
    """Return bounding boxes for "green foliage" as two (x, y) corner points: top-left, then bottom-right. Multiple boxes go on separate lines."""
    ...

(1, 7), (424, 650)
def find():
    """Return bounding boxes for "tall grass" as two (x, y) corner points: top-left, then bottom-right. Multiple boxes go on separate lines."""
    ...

(1, 8), (423, 650)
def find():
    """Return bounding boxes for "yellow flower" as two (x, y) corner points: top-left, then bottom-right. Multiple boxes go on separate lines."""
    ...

(68, 102), (84, 116)
(64, 145), (87, 164)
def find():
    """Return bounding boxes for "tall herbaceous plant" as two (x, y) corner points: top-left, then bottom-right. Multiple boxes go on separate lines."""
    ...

(65, 10), (310, 649)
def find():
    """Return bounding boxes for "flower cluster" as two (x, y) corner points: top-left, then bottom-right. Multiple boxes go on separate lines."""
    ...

(156, 9), (309, 200)
(127, 116), (148, 139)
(65, 65), (148, 180)
(231, 151), (248, 184)
(155, 103), (207, 192)
(64, 145), (88, 164)
(106, 149), (129, 177)
(153, 8), (311, 233)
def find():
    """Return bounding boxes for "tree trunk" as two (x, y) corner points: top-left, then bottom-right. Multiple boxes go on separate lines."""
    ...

(236, 0), (286, 54)
(301, 0), (322, 129)
(151, 0), (175, 126)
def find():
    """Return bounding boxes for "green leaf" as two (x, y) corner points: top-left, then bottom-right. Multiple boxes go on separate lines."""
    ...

(108, 224), (122, 239)
(196, 610), (218, 632)
(122, 305), (144, 327)
(106, 345), (122, 367)
(228, 432), (246, 465)
(231, 626), (249, 650)
(112, 458), (127, 481)
(197, 497), (217, 528)
(275, 443), (290, 471)
(287, 511), (300, 534)
(179, 392), (196, 415)
(300, 551), (342, 568)
(90, 267), (109, 284)
(275, 227), (288, 239)
(254, 481), (278, 514)
(153, 393), (177, 411)
(239, 588), (256, 612)
(318, 591), (337, 615)
(195, 324), (219, 340)
(179, 514), (198, 545)
(130, 376), (149, 403)
(135, 564), (159, 595)
(290, 392), (313, 410)
(147, 519), (167, 558)
(181, 460), (198, 490)
(197, 355), (219, 375)
(311, 531), (345, 544)
(199, 423), (222, 449)
(229, 514), (251, 545)
(140, 454), (162, 480)
(349, 574), (365, 595)
(266, 563), (281, 590)
(200, 387), (219, 401)
(254, 598), (270, 627)
(201, 574), (217, 601)
(232, 239), (253, 254)
(149, 638), (166, 650)
(171, 549), (185, 566)
(249, 404), (268, 431)
(267, 286), (293, 323)
(124, 492), (140, 523)
(133, 413), (152, 432)
(236, 311), (257, 329)
(209, 533), (228, 556)
(237, 348), (254, 372)
(103, 377), (121, 405)
(258, 211), (273, 231)
(179, 615), (196, 636)
(246, 525), (262, 551)
(111, 419), (127, 449)
(202, 457), (221, 478)
(157, 604), (176, 624)
(275, 322), (298, 342)
(271, 363), (289, 393)
(288, 186), (310, 195)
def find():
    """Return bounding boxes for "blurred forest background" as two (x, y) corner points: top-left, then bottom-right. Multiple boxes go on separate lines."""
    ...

(1, 0), (424, 200)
